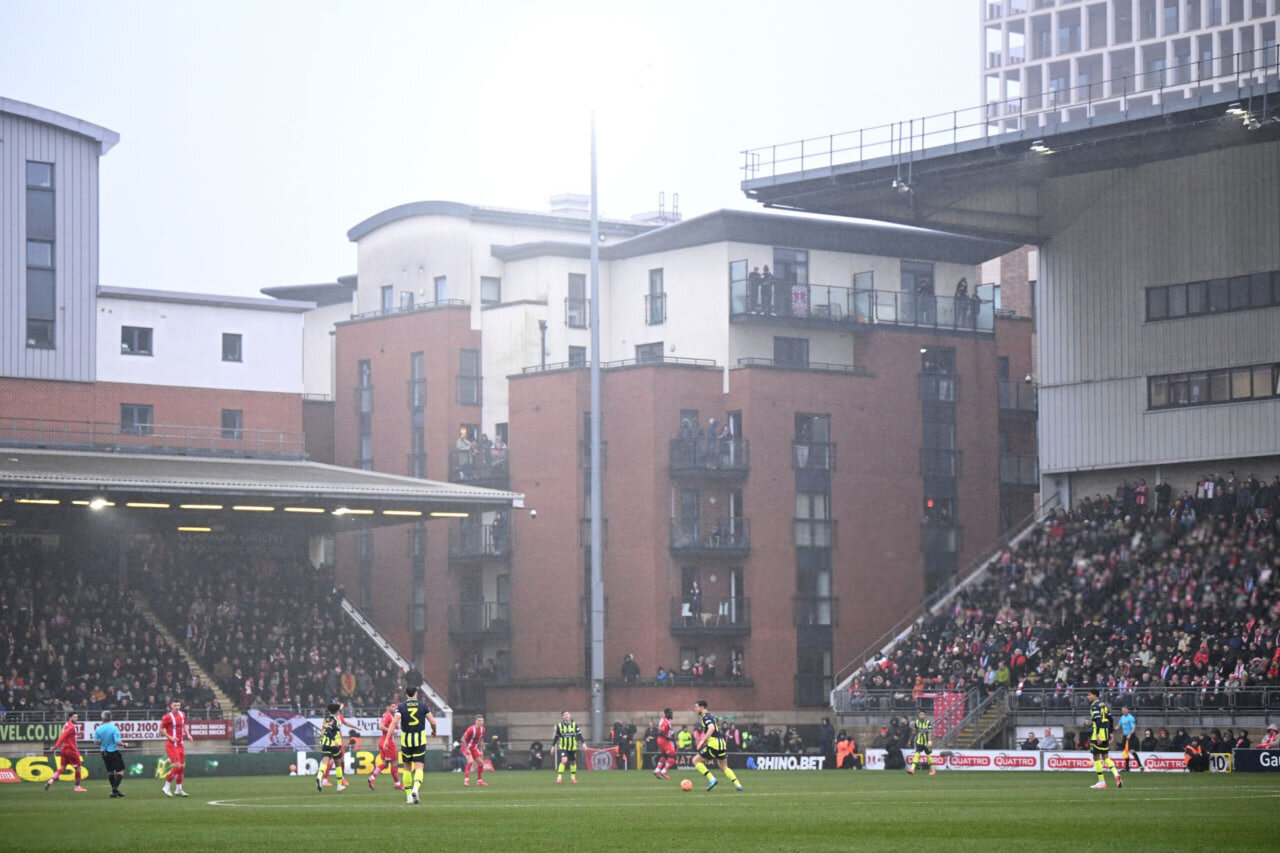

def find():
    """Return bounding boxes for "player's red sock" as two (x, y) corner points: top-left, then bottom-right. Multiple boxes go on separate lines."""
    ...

(167, 766), (179, 783)
(477, 767), (483, 781)
(176, 769), (184, 785)
(75, 766), (83, 784)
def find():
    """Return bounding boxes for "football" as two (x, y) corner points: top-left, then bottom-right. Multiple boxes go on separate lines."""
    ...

(680, 779), (693, 791)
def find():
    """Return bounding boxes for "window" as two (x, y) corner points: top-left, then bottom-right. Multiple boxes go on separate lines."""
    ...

(26, 162), (56, 349)
(568, 345), (587, 366)
(120, 404), (154, 435)
(221, 409), (243, 440)
(567, 273), (588, 328)
(381, 285), (394, 312)
(121, 326), (153, 355)
(458, 349), (481, 405)
(1146, 270), (1280, 320)
(794, 492), (832, 548)
(481, 276), (502, 305)
(408, 351), (426, 410)
(773, 336), (809, 367)
(772, 248), (808, 284)
(635, 342), (664, 364)
(646, 269), (666, 325)
(222, 333), (243, 362)
(400, 290), (415, 309)
(1149, 362), (1280, 409)
(434, 276), (448, 303)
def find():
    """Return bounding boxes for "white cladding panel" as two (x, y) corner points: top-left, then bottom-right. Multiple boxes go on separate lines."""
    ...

(97, 296), (305, 393)
(0, 112), (101, 382)
(1037, 142), (1280, 474)
(303, 301), (350, 397)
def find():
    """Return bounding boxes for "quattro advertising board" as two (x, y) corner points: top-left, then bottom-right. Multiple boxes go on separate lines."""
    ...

(863, 749), (1199, 772)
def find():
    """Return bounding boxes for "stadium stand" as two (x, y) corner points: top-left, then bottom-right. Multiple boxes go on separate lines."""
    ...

(839, 475), (1280, 716)
(140, 535), (404, 713)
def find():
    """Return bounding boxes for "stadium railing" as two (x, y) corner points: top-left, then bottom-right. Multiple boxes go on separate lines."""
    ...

(1007, 686), (1280, 717)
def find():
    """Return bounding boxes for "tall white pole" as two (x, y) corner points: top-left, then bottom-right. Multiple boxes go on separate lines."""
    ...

(588, 111), (605, 745)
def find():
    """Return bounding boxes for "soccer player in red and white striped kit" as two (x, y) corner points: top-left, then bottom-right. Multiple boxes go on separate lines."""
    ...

(462, 715), (487, 787)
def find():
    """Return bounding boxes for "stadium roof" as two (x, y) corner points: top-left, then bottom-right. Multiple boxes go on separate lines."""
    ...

(741, 81), (1280, 243)
(0, 97), (120, 155)
(0, 449), (521, 531)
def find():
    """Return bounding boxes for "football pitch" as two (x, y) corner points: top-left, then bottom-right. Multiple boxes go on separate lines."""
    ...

(3, 770), (1279, 852)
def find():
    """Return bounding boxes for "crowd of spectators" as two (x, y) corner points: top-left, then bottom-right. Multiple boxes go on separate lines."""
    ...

(843, 473), (1280, 710)
(141, 534), (403, 713)
(0, 536), (199, 718)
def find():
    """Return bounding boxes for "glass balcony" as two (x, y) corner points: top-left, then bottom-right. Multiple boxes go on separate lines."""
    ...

(729, 282), (994, 335)
(669, 517), (750, 556)
(998, 379), (1038, 415)
(854, 290), (994, 333)
(669, 596), (751, 635)
(448, 446), (509, 489)
(669, 437), (749, 478)
(447, 601), (511, 639)
(448, 522), (512, 561)
(921, 448), (961, 478)
(730, 280), (859, 325)
(921, 522), (964, 554)
(791, 440), (835, 471)
(579, 439), (608, 471)
(793, 596), (838, 627)
(793, 518), (836, 548)
(920, 373), (959, 403)
(999, 453), (1039, 487)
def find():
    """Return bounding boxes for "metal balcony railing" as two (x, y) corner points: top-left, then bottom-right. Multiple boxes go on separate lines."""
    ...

(0, 416), (306, 459)
(579, 440), (608, 471)
(448, 522), (512, 561)
(920, 373), (960, 403)
(742, 47), (1280, 182)
(645, 292), (667, 325)
(669, 517), (750, 555)
(669, 437), (749, 477)
(921, 521), (964, 554)
(447, 601), (511, 638)
(793, 518), (836, 549)
(579, 518), (609, 550)
(669, 596), (751, 635)
(999, 453), (1039, 487)
(406, 451), (428, 479)
(791, 440), (835, 471)
(998, 379), (1038, 414)
(921, 448), (962, 479)
(793, 596), (838, 627)
(448, 447), (509, 489)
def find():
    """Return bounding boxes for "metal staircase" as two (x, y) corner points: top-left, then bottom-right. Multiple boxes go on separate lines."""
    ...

(938, 687), (1008, 750)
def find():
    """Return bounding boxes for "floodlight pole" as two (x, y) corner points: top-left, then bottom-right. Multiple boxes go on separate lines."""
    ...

(588, 111), (605, 745)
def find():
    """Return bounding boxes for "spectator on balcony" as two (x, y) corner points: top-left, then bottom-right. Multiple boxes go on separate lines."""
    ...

(688, 581), (702, 623)
(455, 428), (473, 479)
(476, 433), (493, 474)
(705, 654), (717, 681)
(655, 666), (669, 685)
(760, 265), (775, 315)
(953, 278), (969, 326)
(1155, 479), (1173, 516)
(691, 656), (706, 680)
(621, 653), (640, 684)
(747, 266), (763, 313)
(491, 434), (507, 468)
(916, 278), (935, 325)
(729, 655), (744, 680)
(490, 511), (508, 555)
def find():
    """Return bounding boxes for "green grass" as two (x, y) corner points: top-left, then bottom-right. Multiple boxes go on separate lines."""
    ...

(3, 769), (1279, 851)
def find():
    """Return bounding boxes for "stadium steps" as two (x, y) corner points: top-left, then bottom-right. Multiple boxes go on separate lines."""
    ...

(939, 687), (1008, 750)
(133, 595), (237, 711)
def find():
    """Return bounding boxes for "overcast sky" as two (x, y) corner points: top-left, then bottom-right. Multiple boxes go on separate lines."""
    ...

(2, 0), (979, 297)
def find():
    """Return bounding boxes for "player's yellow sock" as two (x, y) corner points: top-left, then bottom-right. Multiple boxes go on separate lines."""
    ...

(413, 769), (424, 790)
(724, 767), (740, 785)
(926, 754), (934, 768)
(335, 766), (345, 781)
(569, 762), (577, 779)
(1104, 756), (1118, 777)
(1093, 759), (1104, 781)
(400, 767), (412, 788)
(696, 762), (711, 777)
